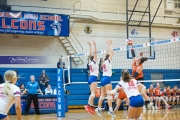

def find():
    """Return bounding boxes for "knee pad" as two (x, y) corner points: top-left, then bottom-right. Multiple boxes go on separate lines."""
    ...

(173, 97), (176, 101)
(107, 95), (113, 100)
(100, 96), (105, 101)
(177, 97), (179, 101)
(141, 85), (146, 95)
(90, 93), (95, 98)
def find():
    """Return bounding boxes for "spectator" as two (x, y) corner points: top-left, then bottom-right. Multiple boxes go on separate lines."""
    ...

(0, 73), (4, 84)
(22, 75), (43, 115)
(87, 58), (90, 78)
(39, 70), (49, 94)
(99, 58), (103, 73)
(57, 58), (65, 68)
(45, 85), (53, 95)
(19, 83), (25, 94)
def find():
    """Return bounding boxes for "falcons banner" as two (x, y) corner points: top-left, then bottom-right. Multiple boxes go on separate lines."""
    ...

(0, 11), (69, 36)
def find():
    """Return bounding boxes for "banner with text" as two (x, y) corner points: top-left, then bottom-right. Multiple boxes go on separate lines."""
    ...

(0, 56), (50, 64)
(0, 11), (69, 36)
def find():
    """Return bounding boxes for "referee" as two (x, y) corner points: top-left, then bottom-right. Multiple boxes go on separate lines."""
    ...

(23, 75), (43, 115)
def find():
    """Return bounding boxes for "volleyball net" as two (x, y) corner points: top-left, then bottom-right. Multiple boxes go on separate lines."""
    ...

(62, 37), (180, 87)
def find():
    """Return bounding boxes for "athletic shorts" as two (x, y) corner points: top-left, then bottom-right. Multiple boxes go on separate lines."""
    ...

(88, 75), (97, 84)
(101, 76), (111, 87)
(118, 93), (127, 100)
(136, 77), (144, 84)
(129, 95), (144, 108)
(0, 114), (7, 119)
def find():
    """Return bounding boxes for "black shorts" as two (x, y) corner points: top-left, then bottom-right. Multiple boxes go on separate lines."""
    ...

(136, 77), (144, 84)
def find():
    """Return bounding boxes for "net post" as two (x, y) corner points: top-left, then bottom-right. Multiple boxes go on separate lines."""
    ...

(57, 68), (65, 118)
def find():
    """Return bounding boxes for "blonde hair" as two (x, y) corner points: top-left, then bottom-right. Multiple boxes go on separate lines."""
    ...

(2, 70), (17, 96)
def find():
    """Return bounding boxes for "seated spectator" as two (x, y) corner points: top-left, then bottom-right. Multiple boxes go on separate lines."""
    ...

(45, 85), (53, 95)
(57, 58), (65, 68)
(0, 73), (4, 84)
(39, 70), (50, 94)
(19, 83), (25, 93)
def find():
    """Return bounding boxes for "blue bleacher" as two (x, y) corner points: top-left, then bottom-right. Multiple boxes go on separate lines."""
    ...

(0, 68), (179, 106)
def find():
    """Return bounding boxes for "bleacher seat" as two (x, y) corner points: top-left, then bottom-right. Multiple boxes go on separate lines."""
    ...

(0, 68), (179, 107)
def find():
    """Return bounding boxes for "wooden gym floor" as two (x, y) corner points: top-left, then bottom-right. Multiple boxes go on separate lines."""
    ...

(9, 108), (180, 120)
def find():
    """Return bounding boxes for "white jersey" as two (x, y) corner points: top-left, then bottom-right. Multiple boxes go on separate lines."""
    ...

(117, 79), (140, 98)
(89, 60), (99, 77)
(0, 83), (21, 115)
(103, 59), (112, 77)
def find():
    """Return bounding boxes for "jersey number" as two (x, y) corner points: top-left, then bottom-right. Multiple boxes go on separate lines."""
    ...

(89, 65), (94, 72)
(103, 64), (107, 72)
(128, 81), (135, 87)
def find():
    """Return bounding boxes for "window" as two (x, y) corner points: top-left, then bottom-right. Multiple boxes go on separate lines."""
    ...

(174, 0), (180, 9)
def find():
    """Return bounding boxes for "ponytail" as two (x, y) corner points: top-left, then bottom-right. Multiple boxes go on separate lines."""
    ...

(2, 82), (12, 96)
(2, 70), (17, 96)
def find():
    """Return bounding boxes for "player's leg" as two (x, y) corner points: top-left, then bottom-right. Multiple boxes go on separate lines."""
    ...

(135, 107), (143, 120)
(105, 83), (116, 117)
(95, 86), (105, 117)
(176, 96), (179, 107)
(128, 106), (138, 120)
(114, 98), (122, 113)
(155, 97), (160, 109)
(1, 114), (9, 120)
(160, 96), (170, 109)
(85, 79), (97, 114)
(172, 96), (176, 107)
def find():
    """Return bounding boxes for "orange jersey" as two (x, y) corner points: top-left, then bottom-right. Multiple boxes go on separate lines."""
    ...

(166, 88), (171, 96)
(132, 61), (143, 79)
(154, 88), (161, 96)
(172, 89), (177, 96)
(118, 89), (127, 99)
(148, 88), (154, 97)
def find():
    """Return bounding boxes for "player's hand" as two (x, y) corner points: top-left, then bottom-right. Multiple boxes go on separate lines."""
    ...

(87, 41), (91, 46)
(109, 40), (113, 45)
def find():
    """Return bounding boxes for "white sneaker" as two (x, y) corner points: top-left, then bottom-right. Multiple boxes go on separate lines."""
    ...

(95, 108), (102, 117)
(155, 106), (158, 110)
(152, 106), (155, 110)
(139, 113), (143, 120)
(147, 102), (153, 110)
(108, 111), (116, 118)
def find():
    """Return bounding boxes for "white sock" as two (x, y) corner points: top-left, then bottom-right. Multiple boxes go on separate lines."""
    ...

(109, 107), (113, 112)
(98, 106), (101, 110)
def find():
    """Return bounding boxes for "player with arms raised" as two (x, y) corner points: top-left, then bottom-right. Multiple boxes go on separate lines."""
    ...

(95, 40), (115, 118)
(84, 41), (98, 115)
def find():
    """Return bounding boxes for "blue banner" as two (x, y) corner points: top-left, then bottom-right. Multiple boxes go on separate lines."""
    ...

(0, 11), (69, 36)
(0, 56), (50, 64)
(57, 69), (65, 117)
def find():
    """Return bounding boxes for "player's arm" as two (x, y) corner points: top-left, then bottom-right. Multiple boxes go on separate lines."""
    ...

(105, 40), (110, 55)
(93, 40), (97, 61)
(15, 96), (22, 120)
(108, 84), (122, 95)
(87, 41), (92, 55)
(109, 40), (114, 61)
(131, 49), (136, 62)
